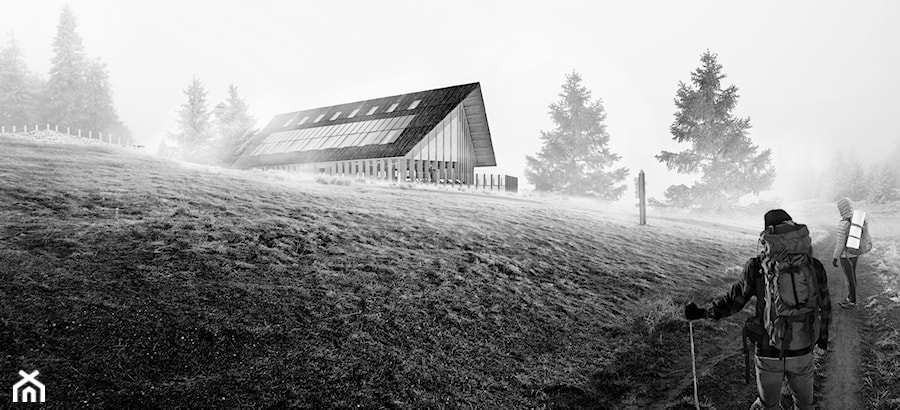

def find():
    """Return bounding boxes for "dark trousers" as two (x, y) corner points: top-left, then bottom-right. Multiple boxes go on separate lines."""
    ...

(840, 256), (859, 303)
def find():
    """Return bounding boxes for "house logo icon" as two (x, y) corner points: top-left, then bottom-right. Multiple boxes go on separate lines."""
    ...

(12, 370), (45, 403)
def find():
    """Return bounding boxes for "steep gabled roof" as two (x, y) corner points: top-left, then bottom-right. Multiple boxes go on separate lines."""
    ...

(232, 83), (496, 168)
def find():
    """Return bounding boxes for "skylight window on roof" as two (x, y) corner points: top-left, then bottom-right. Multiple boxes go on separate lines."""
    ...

(348, 108), (360, 118)
(330, 111), (342, 121)
(386, 103), (399, 113)
(314, 114), (325, 123)
(408, 100), (421, 110)
(367, 106), (379, 115)
(297, 116), (309, 125)
(283, 116), (295, 127)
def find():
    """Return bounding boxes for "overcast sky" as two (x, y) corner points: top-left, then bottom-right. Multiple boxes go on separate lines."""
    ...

(2, 0), (898, 201)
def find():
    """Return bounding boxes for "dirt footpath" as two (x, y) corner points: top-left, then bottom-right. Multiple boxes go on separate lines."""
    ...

(820, 240), (870, 409)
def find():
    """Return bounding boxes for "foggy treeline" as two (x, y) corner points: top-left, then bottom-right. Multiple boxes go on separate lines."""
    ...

(526, 51), (900, 209)
(158, 79), (257, 168)
(0, 5), (130, 142)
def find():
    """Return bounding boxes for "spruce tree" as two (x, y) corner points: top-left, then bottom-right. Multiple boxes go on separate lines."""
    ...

(656, 51), (774, 209)
(46, 4), (88, 129)
(525, 71), (628, 199)
(82, 59), (119, 134)
(0, 35), (37, 128)
(170, 78), (211, 160)
(212, 84), (257, 166)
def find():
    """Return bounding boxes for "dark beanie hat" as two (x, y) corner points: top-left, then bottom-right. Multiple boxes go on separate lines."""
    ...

(763, 209), (792, 228)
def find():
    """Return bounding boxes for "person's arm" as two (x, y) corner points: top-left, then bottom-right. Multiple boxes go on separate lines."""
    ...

(706, 257), (760, 320)
(833, 220), (849, 260)
(813, 258), (832, 349)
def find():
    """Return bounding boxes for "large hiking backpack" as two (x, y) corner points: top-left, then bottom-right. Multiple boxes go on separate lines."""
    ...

(759, 223), (822, 354)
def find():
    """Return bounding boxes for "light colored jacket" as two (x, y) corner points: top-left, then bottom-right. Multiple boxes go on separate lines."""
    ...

(833, 199), (872, 259)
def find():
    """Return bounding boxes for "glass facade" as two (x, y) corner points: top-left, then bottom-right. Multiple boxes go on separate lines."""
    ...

(400, 102), (475, 183)
(249, 115), (415, 155)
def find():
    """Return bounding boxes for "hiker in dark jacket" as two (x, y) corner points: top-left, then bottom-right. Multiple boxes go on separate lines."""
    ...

(684, 209), (831, 410)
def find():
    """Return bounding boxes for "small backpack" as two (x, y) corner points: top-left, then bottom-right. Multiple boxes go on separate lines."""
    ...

(759, 223), (822, 355)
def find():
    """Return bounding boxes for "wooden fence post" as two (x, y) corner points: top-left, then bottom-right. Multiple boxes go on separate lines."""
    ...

(639, 169), (647, 225)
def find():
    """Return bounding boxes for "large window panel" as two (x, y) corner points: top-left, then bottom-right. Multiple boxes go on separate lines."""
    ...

(334, 133), (355, 148)
(293, 138), (315, 152)
(345, 121), (365, 135)
(428, 126), (437, 161)
(347, 132), (369, 147)
(435, 120), (444, 161)
(332, 123), (352, 136)
(442, 117), (452, 162)
(310, 125), (330, 139)
(260, 143), (278, 155)
(450, 110), (458, 162)
(359, 120), (379, 133)
(369, 119), (387, 132)
(319, 135), (343, 149)
(359, 131), (384, 146)
(383, 116), (403, 130)
(286, 138), (308, 152)
(333, 133), (355, 148)
(305, 138), (322, 151)
(379, 129), (402, 144)
(273, 139), (294, 153)
(303, 127), (320, 139)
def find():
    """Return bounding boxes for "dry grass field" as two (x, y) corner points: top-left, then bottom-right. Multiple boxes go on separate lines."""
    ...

(1, 134), (897, 409)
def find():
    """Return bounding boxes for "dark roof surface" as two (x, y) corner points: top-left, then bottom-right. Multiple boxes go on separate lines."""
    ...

(233, 83), (495, 168)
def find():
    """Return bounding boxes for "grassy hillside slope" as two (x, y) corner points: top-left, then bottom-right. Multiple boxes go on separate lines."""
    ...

(0, 135), (799, 408)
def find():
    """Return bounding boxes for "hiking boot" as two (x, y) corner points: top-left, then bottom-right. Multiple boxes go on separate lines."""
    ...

(839, 298), (856, 309)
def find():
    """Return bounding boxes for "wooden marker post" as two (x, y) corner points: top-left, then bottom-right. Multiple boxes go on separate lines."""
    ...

(639, 170), (647, 225)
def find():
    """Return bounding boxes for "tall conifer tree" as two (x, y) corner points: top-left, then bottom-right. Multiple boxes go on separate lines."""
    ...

(82, 59), (119, 134)
(169, 78), (211, 159)
(525, 71), (628, 199)
(0, 35), (38, 127)
(656, 51), (774, 209)
(212, 84), (257, 166)
(46, 4), (88, 129)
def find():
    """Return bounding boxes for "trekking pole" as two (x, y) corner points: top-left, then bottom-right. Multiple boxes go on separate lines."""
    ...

(690, 321), (700, 410)
(742, 329), (750, 385)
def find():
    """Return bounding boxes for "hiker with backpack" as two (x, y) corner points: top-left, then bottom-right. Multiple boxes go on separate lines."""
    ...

(684, 209), (831, 410)
(832, 197), (873, 309)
